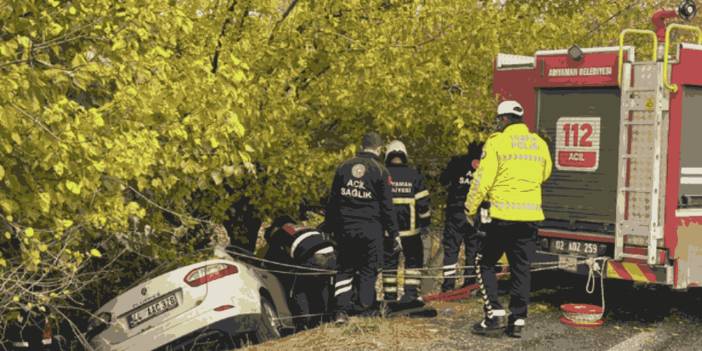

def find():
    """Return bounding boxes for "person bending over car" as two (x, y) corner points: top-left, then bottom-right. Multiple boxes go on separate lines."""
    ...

(263, 215), (336, 331)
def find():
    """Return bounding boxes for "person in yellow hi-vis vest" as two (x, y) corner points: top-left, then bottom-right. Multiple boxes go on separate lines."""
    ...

(465, 100), (552, 338)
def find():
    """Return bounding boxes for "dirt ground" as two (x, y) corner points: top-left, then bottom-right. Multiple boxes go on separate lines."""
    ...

(243, 270), (702, 351)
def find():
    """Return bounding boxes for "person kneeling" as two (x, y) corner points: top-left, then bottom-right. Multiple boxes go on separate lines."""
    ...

(263, 216), (336, 331)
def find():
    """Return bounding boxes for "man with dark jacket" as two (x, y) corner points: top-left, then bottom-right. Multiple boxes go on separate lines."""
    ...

(263, 216), (336, 330)
(326, 132), (400, 324)
(382, 140), (430, 304)
(439, 141), (484, 292)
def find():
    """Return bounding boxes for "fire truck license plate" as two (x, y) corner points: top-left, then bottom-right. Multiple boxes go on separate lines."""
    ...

(550, 239), (599, 256)
(127, 292), (179, 329)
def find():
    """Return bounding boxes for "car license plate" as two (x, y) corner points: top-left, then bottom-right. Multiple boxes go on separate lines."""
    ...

(550, 239), (599, 256)
(127, 292), (179, 329)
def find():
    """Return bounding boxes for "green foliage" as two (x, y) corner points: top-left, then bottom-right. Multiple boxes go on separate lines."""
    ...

(0, 0), (682, 345)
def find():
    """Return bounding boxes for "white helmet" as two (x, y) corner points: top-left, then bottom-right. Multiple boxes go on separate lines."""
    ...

(385, 140), (408, 163)
(497, 100), (524, 117)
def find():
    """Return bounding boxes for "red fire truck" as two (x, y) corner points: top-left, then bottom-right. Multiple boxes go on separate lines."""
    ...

(493, 1), (702, 290)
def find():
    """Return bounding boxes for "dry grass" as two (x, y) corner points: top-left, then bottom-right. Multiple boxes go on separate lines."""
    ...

(245, 316), (438, 351)
(243, 300), (485, 351)
(242, 226), (501, 350)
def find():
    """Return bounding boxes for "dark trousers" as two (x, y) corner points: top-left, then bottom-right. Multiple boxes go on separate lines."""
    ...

(441, 208), (478, 291)
(291, 276), (332, 329)
(334, 226), (383, 313)
(478, 220), (537, 320)
(382, 235), (424, 300)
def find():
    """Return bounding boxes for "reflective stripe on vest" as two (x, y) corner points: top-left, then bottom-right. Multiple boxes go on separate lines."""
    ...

(393, 197), (417, 237)
(290, 231), (321, 258)
(415, 190), (429, 200)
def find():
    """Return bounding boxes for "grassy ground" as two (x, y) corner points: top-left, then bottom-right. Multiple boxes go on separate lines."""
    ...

(241, 271), (702, 351)
(243, 300), (487, 351)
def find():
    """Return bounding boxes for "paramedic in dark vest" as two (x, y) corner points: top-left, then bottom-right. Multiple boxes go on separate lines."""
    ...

(326, 132), (400, 325)
(263, 215), (336, 330)
(466, 100), (552, 338)
(381, 140), (431, 304)
(439, 141), (484, 292)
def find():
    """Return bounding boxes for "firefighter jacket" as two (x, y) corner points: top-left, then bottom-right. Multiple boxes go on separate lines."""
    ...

(326, 151), (400, 238)
(465, 123), (553, 222)
(440, 154), (480, 210)
(264, 223), (335, 269)
(387, 165), (431, 237)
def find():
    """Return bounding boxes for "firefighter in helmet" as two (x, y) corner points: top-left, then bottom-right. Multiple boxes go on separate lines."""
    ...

(466, 100), (552, 338)
(439, 141), (484, 292)
(381, 140), (431, 305)
(325, 132), (400, 324)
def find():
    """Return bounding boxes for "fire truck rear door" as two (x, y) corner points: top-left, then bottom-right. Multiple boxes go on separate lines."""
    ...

(537, 88), (621, 232)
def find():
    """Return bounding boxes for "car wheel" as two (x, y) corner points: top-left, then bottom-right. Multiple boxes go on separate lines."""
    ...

(255, 298), (281, 343)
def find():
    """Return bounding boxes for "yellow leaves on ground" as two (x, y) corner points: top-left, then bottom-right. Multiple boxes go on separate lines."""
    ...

(89, 249), (102, 258)
(0, 164), (4, 180)
(24, 228), (35, 238)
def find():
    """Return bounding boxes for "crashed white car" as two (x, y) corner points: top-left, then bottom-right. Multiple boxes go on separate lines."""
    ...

(87, 248), (294, 351)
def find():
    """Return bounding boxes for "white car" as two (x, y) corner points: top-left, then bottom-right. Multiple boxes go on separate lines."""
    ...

(87, 248), (294, 351)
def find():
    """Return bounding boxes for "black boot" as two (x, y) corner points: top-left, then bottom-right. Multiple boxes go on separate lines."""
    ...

(471, 311), (506, 337)
(398, 291), (425, 309)
(506, 318), (525, 338)
(334, 311), (349, 325)
(398, 286), (420, 303)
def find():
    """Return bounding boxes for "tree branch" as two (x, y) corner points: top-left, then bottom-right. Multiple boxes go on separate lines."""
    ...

(211, 0), (238, 74)
(11, 104), (62, 142)
(267, 0), (299, 44)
